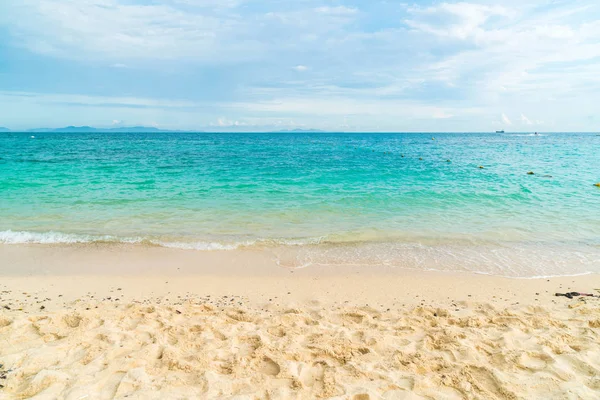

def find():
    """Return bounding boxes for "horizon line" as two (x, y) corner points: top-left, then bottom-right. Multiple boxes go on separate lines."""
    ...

(1, 129), (599, 134)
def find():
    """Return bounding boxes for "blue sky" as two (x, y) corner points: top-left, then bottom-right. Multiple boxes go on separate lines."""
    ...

(1, 0), (599, 131)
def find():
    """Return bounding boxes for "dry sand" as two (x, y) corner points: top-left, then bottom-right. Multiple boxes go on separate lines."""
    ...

(1, 244), (600, 399)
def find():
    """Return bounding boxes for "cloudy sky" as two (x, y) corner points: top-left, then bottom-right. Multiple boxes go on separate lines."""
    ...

(1, 0), (599, 131)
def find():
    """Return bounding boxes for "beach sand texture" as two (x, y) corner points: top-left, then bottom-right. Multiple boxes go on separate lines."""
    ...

(1, 286), (600, 399)
(1, 246), (599, 399)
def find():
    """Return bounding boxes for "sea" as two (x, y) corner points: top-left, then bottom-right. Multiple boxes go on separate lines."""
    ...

(1, 132), (599, 278)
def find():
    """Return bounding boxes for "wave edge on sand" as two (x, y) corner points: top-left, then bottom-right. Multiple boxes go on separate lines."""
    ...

(1, 229), (599, 279)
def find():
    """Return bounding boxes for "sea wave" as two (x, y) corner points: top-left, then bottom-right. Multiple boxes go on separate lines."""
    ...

(0, 230), (495, 249)
(0, 229), (597, 249)
(0, 230), (327, 248)
(0, 230), (140, 244)
(0, 230), (243, 249)
(506, 133), (547, 137)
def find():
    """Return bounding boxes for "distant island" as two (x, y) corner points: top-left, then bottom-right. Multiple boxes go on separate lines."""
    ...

(0, 127), (10, 132)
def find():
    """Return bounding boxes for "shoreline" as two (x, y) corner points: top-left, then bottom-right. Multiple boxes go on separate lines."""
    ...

(1, 242), (598, 279)
(2, 243), (600, 308)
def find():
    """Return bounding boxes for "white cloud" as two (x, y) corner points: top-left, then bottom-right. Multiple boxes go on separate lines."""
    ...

(166, 0), (242, 8)
(0, 88), (593, 131)
(406, 1), (600, 112)
(314, 6), (357, 16)
(405, 3), (514, 41)
(0, 90), (199, 109)
(1, 1), (600, 131)
(227, 95), (479, 122)
(520, 113), (532, 125)
(0, 0), (365, 65)
(433, 110), (454, 119)
(0, 0), (262, 62)
(0, 90), (471, 122)
(212, 117), (247, 127)
(502, 113), (512, 125)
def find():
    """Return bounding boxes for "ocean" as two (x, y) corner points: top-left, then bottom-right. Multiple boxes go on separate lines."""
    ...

(1, 132), (599, 277)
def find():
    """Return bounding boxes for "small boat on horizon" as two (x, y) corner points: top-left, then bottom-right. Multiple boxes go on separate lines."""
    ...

(496, 130), (505, 133)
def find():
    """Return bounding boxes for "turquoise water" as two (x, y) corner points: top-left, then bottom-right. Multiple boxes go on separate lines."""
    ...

(1, 132), (599, 277)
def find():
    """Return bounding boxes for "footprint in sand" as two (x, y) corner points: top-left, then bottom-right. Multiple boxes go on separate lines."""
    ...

(235, 335), (262, 357)
(518, 352), (554, 371)
(267, 325), (286, 337)
(342, 312), (367, 324)
(259, 357), (281, 376)
(298, 361), (325, 388)
(62, 314), (82, 329)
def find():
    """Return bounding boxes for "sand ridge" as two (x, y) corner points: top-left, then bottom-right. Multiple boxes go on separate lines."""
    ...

(1, 296), (600, 399)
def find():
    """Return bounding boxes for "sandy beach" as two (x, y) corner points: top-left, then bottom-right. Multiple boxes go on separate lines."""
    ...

(1, 245), (600, 399)
(3, 0), (600, 398)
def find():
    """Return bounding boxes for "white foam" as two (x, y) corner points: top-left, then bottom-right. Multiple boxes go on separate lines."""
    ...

(0, 230), (123, 244)
(0, 230), (244, 251)
(254, 237), (326, 246)
(152, 240), (242, 251)
(508, 133), (546, 137)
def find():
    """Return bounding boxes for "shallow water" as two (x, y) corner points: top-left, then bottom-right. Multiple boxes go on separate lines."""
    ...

(1, 132), (599, 277)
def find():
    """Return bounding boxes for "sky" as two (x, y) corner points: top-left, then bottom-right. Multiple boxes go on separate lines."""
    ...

(0, 0), (599, 132)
